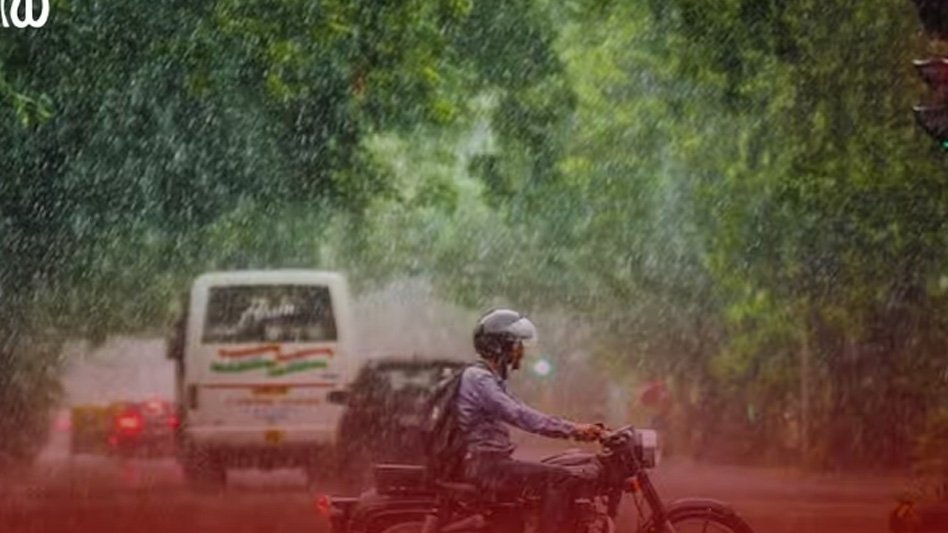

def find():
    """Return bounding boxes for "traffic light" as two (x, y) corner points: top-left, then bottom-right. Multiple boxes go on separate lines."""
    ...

(910, 0), (948, 148)
(913, 58), (948, 149)
(912, 0), (948, 39)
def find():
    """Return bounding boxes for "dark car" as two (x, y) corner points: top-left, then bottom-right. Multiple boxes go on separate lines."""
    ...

(106, 400), (178, 458)
(336, 357), (465, 486)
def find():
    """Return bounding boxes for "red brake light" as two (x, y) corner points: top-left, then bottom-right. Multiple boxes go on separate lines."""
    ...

(314, 494), (332, 519)
(116, 412), (143, 433)
(167, 414), (180, 429)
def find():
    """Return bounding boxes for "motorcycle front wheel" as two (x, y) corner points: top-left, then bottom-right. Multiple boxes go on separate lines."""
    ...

(643, 503), (754, 533)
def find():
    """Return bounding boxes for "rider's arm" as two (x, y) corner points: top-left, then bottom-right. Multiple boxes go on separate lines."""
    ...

(468, 367), (575, 439)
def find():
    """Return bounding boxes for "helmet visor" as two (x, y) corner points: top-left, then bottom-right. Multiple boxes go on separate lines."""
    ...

(508, 316), (538, 347)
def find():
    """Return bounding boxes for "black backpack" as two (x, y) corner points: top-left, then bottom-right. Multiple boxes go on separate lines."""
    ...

(422, 364), (472, 481)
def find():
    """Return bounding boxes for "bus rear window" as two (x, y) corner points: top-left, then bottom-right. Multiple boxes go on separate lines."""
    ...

(202, 285), (337, 344)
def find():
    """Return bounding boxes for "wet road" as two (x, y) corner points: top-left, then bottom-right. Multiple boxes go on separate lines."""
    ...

(649, 459), (902, 533)
(0, 456), (329, 533)
(0, 438), (906, 533)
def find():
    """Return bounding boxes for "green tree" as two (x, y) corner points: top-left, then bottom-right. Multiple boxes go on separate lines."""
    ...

(0, 0), (549, 468)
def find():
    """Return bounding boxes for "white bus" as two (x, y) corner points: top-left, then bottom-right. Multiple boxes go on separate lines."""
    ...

(168, 270), (354, 485)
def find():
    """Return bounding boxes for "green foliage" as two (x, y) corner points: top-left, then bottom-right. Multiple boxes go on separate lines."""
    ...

(0, 0), (556, 466)
(3, 0), (948, 472)
(433, 0), (948, 466)
(556, 0), (948, 466)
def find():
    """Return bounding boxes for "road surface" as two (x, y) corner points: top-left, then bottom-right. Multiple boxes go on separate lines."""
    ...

(0, 435), (912, 533)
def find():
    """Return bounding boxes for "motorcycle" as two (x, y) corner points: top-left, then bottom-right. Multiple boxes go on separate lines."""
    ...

(319, 425), (754, 533)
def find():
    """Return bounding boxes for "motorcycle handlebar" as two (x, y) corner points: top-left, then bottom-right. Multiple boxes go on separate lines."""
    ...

(597, 424), (636, 445)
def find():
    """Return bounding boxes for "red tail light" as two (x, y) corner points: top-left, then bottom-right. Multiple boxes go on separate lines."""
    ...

(167, 414), (180, 429)
(314, 494), (332, 519)
(115, 412), (143, 434)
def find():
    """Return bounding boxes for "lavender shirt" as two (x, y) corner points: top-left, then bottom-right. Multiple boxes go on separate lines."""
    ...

(456, 363), (575, 455)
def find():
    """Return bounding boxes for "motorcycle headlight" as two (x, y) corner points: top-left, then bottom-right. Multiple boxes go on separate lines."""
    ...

(634, 429), (660, 468)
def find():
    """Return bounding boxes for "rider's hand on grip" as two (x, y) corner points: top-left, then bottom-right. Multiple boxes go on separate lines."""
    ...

(571, 423), (604, 442)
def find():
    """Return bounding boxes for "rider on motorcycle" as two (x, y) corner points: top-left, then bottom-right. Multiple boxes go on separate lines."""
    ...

(458, 309), (604, 533)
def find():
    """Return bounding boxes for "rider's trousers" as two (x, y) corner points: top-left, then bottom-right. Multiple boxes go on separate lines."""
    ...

(464, 453), (582, 533)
